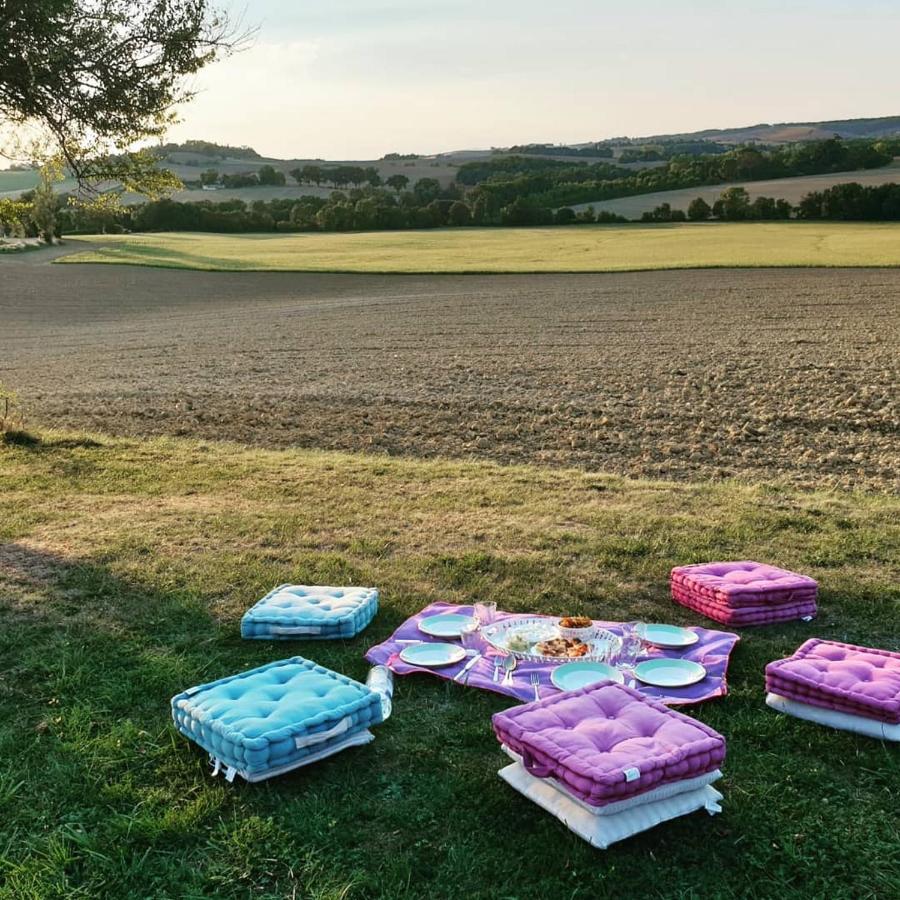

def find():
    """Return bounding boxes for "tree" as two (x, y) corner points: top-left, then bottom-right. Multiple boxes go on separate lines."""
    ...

(299, 164), (324, 186)
(30, 158), (63, 242)
(0, 1), (244, 195)
(364, 167), (382, 187)
(554, 207), (576, 225)
(412, 177), (441, 205)
(386, 174), (409, 193)
(200, 169), (219, 186)
(447, 201), (471, 226)
(715, 187), (752, 220)
(0, 197), (29, 237)
(258, 165), (285, 186)
(687, 197), (712, 221)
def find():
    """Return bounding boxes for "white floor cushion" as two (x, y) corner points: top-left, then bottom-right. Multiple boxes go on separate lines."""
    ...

(766, 693), (900, 741)
(498, 761), (723, 849)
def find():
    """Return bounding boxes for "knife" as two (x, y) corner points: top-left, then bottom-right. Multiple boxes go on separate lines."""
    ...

(454, 652), (482, 683)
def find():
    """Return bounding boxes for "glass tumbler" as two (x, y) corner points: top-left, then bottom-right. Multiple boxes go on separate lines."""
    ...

(474, 600), (497, 626)
(617, 622), (644, 669)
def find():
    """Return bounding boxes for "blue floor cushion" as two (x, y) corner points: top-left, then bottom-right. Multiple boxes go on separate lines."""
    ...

(241, 585), (379, 640)
(171, 657), (384, 782)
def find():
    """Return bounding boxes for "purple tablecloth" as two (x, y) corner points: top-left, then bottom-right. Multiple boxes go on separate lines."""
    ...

(365, 602), (740, 706)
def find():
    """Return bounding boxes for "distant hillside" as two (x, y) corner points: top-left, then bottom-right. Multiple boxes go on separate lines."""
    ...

(632, 115), (900, 146)
(569, 159), (900, 220)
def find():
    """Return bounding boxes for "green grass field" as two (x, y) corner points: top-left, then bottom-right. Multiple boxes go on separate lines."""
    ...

(0, 169), (39, 194)
(60, 222), (900, 273)
(1, 430), (898, 898)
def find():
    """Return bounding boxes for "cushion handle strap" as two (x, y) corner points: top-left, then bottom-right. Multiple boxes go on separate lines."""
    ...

(269, 625), (323, 635)
(294, 717), (351, 749)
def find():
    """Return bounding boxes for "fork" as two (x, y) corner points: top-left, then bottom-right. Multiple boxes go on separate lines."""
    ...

(530, 672), (541, 702)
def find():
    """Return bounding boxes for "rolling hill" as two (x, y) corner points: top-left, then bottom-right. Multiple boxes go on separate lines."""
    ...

(569, 159), (900, 219)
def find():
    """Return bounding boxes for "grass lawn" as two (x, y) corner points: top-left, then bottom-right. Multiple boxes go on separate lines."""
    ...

(60, 222), (900, 273)
(1, 430), (898, 898)
(0, 169), (39, 194)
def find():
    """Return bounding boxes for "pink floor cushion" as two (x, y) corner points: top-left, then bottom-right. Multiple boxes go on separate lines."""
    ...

(766, 639), (900, 725)
(672, 583), (817, 626)
(491, 682), (725, 808)
(670, 561), (817, 626)
(671, 561), (818, 609)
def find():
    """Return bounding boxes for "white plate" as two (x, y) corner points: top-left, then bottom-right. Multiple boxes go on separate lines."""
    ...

(399, 642), (467, 667)
(636, 623), (699, 649)
(634, 658), (707, 688)
(418, 613), (478, 638)
(551, 661), (625, 692)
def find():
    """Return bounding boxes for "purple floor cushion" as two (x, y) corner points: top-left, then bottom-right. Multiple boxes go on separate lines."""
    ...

(672, 584), (817, 626)
(491, 682), (725, 808)
(766, 639), (900, 725)
(671, 561), (817, 626)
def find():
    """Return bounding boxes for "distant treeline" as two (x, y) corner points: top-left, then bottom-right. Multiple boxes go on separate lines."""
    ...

(459, 139), (895, 212)
(640, 182), (900, 222)
(154, 140), (262, 161)
(55, 179), (626, 235)
(501, 140), (732, 162)
(504, 143), (615, 159)
(188, 163), (412, 192)
(49, 181), (900, 237)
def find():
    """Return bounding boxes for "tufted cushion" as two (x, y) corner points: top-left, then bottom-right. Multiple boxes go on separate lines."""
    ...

(491, 683), (725, 807)
(672, 584), (817, 626)
(171, 657), (383, 778)
(766, 640), (900, 725)
(241, 585), (378, 640)
(671, 561), (817, 607)
(670, 561), (817, 625)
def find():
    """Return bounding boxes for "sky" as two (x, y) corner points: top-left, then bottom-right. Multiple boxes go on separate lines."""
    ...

(47, 1), (900, 161)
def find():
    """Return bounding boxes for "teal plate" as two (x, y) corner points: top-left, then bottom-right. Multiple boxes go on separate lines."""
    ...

(418, 613), (478, 638)
(634, 658), (707, 688)
(399, 642), (467, 667)
(551, 661), (624, 692)
(636, 623), (699, 649)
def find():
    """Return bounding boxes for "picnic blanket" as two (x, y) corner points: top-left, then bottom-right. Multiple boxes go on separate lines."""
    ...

(365, 603), (740, 706)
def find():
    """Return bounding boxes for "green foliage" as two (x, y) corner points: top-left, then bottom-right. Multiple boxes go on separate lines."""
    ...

(687, 197), (712, 221)
(797, 181), (900, 220)
(0, 197), (31, 237)
(461, 139), (894, 212)
(713, 187), (752, 221)
(30, 158), (64, 242)
(0, 2), (240, 195)
(154, 140), (261, 160)
(641, 202), (686, 222)
(506, 142), (615, 158)
(257, 165), (286, 186)
(385, 174), (409, 193)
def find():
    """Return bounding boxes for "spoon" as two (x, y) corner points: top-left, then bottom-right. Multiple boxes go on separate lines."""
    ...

(502, 654), (517, 685)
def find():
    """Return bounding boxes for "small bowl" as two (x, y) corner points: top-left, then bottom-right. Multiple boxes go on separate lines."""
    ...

(557, 619), (596, 642)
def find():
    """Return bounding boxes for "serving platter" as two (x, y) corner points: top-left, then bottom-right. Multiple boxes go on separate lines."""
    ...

(481, 616), (622, 664)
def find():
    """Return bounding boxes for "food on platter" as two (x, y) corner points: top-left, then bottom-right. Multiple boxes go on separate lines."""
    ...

(506, 632), (532, 653)
(559, 616), (592, 629)
(535, 637), (591, 659)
